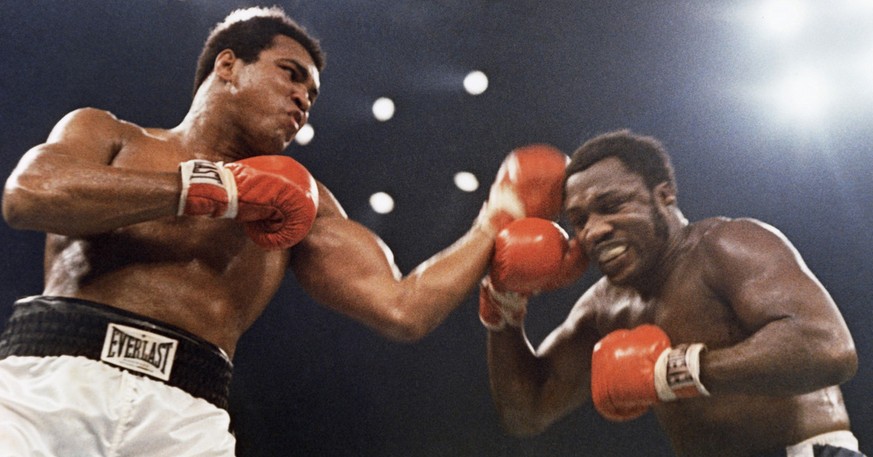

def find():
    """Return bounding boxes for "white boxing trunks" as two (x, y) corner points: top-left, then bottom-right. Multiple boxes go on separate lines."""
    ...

(0, 296), (237, 456)
(0, 355), (236, 456)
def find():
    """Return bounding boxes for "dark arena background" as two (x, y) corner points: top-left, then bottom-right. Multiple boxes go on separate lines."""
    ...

(1, 1), (871, 456)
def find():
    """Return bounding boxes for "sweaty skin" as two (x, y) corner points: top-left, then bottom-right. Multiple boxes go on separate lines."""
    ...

(486, 157), (857, 457)
(3, 35), (496, 359)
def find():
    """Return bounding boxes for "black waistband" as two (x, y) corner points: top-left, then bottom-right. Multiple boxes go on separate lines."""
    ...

(0, 296), (233, 411)
(755, 444), (864, 457)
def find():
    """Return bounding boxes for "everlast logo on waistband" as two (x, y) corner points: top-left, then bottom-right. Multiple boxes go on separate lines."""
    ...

(100, 323), (179, 381)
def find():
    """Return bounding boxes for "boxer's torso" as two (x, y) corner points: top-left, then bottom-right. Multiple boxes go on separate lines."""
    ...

(587, 219), (850, 456)
(42, 125), (291, 358)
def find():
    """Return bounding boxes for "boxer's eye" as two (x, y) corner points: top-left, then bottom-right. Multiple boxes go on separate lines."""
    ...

(282, 66), (300, 82)
(567, 212), (588, 230)
(601, 202), (621, 214)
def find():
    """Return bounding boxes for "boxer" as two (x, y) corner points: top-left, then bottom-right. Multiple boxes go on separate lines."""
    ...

(0, 6), (570, 455)
(481, 129), (864, 457)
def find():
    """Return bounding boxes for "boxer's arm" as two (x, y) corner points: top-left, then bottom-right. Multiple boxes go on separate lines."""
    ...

(291, 145), (569, 341)
(699, 218), (857, 395)
(485, 290), (601, 436)
(3, 108), (179, 235)
(290, 182), (494, 342)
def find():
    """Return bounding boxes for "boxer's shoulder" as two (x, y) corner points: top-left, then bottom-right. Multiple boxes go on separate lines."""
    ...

(55, 107), (142, 138)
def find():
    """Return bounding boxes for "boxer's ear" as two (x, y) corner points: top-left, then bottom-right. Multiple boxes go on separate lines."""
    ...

(654, 182), (676, 206)
(214, 49), (237, 83)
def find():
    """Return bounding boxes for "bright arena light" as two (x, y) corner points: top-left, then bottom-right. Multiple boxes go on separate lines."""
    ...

(757, 0), (808, 37)
(842, 0), (873, 13)
(294, 123), (314, 145)
(453, 171), (479, 192)
(861, 47), (873, 95)
(738, 1), (873, 126)
(369, 192), (395, 214)
(463, 71), (489, 95)
(770, 68), (830, 120)
(372, 97), (395, 122)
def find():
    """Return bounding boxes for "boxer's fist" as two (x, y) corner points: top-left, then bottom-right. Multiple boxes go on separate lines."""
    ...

(477, 144), (569, 237)
(491, 218), (587, 294)
(479, 276), (528, 331)
(479, 218), (587, 330)
(178, 156), (319, 249)
(591, 325), (709, 422)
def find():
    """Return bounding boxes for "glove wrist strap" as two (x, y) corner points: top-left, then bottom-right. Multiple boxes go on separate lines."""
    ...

(476, 181), (526, 238)
(478, 278), (528, 330)
(654, 343), (710, 402)
(178, 160), (238, 218)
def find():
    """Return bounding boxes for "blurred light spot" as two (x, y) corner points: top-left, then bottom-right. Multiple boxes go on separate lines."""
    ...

(454, 171), (479, 192)
(463, 71), (489, 95)
(372, 97), (395, 122)
(369, 192), (395, 214)
(842, 0), (873, 13)
(757, 0), (808, 37)
(861, 48), (873, 94)
(295, 123), (314, 145)
(770, 68), (830, 120)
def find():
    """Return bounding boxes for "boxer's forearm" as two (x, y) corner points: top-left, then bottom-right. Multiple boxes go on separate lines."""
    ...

(291, 216), (494, 342)
(3, 146), (180, 236)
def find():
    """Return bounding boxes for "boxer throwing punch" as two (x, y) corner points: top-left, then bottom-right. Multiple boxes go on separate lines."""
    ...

(481, 130), (863, 457)
(0, 6), (569, 456)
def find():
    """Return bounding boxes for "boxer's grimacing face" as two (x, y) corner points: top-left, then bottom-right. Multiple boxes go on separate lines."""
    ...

(563, 157), (670, 287)
(229, 35), (321, 155)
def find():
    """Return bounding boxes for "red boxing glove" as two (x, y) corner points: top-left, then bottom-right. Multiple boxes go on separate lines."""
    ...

(477, 144), (569, 237)
(591, 325), (710, 422)
(479, 277), (529, 331)
(479, 218), (588, 330)
(178, 155), (319, 250)
(491, 218), (587, 294)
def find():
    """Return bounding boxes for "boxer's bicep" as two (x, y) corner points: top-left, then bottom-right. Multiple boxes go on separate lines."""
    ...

(290, 214), (407, 327)
(699, 219), (855, 393)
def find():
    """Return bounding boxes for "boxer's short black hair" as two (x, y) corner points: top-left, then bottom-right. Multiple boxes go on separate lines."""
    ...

(565, 129), (677, 193)
(193, 6), (325, 96)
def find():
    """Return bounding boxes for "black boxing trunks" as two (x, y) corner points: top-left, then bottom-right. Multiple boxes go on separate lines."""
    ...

(0, 295), (233, 410)
(757, 446), (866, 457)
(756, 431), (865, 457)
(806, 446), (867, 457)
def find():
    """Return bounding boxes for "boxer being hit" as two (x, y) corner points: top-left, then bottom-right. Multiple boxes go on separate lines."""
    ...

(0, 7), (569, 456)
(479, 129), (864, 457)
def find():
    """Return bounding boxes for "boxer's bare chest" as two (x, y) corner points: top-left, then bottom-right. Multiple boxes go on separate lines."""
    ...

(596, 244), (746, 349)
(42, 132), (290, 353)
(650, 268), (745, 348)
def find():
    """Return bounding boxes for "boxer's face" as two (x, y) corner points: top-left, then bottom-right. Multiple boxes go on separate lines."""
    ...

(226, 35), (320, 155)
(564, 157), (670, 287)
